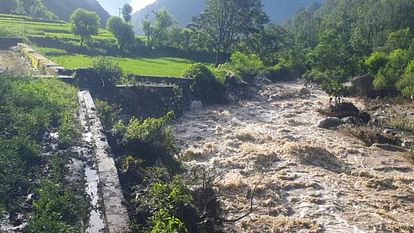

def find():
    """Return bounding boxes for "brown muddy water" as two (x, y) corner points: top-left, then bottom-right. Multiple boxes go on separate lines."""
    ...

(173, 82), (414, 233)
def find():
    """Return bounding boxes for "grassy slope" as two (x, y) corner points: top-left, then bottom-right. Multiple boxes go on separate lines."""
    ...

(0, 14), (194, 77)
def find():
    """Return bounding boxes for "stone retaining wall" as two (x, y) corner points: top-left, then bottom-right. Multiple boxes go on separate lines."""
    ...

(17, 43), (63, 75)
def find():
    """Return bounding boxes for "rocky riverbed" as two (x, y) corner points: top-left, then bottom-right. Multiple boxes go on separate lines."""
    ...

(173, 82), (414, 233)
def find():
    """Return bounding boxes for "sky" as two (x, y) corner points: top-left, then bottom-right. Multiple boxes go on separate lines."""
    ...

(130, 0), (157, 13)
(97, 0), (156, 15)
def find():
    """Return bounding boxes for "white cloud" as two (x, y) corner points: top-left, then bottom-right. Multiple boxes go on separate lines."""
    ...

(130, 0), (157, 12)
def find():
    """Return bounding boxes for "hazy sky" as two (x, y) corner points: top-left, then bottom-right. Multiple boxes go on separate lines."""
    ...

(98, 0), (155, 15)
(130, 0), (157, 12)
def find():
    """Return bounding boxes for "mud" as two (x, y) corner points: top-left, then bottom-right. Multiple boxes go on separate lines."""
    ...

(173, 82), (414, 232)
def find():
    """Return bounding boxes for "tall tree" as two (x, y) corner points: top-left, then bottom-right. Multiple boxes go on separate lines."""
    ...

(107, 16), (136, 51)
(193, 0), (269, 65)
(70, 9), (100, 46)
(122, 3), (132, 22)
(142, 8), (176, 47)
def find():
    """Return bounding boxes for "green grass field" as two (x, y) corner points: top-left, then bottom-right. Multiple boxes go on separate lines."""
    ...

(0, 14), (194, 77)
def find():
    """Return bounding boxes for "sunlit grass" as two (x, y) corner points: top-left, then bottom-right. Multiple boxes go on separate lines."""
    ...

(51, 54), (192, 76)
(0, 14), (195, 76)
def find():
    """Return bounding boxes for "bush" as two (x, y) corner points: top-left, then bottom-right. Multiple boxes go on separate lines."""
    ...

(396, 62), (414, 97)
(133, 175), (194, 233)
(365, 51), (389, 75)
(95, 99), (121, 130)
(91, 57), (123, 88)
(183, 63), (226, 105)
(113, 112), (179, 171)
(27, 181), (88, 233)
(373, 49), (409, 90)
(302, 69), (329, 83)
(222, 52), (265, 83)
(264, 63), (295, 82)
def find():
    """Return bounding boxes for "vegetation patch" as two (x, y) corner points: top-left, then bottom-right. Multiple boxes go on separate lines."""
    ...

(0, 74), (84, 230)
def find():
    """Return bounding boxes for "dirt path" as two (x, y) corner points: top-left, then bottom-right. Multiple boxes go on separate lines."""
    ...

(0, 48), (37, 76)
(173, 83), (414, 233)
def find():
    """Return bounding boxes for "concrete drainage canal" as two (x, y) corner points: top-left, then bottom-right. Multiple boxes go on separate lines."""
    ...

(78, 89), (129, 233)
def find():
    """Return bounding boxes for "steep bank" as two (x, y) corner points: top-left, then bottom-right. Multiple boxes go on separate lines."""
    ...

(173, 82), (414, 232)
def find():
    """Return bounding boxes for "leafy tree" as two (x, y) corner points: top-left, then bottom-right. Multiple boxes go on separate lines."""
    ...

(193, 0), (269, 65)
(240, 24), (291, 66)
(107, 16), (136, 52)
(384, 28), (412, 51)
(142, 8), (176, 47)
(122, 3), (133, 22)
(70, 8), (100, 46)
(0, 0), (18, 13)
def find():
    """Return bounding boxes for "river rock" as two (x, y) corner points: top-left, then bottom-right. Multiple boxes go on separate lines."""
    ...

(372, 143), (407, 152)
(341, 116), (357, 124)
(190, 101), (203, 110)
(299, 88), (311, 96)
(318, 117), (342, 129)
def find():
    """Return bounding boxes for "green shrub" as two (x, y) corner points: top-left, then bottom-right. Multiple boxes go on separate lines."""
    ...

(183, 63), (226, 105)
(27, 181), (88, 233)
(95, 99), (121, 130)
(373, 49), (409, 89)
(302, 69), (329, 83)
(321, 79), (349, 98)
(91, 57), (123, 88)
(133, 176), (193, 233)
(221, 52), (265, 83)
(264, 63), (295, 82)
(113, 112), (179, 170)
(365, 51), (389, 75)
(397, 73), (414, 98)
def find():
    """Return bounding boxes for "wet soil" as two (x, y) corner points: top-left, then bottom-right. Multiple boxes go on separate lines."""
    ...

(173, 82), (414, 233)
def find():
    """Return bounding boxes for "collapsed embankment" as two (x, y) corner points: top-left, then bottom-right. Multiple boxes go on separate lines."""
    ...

(173, 82), (414, 232)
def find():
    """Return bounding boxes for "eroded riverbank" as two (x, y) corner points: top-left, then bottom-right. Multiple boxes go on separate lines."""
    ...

(173, 82), (414, 232)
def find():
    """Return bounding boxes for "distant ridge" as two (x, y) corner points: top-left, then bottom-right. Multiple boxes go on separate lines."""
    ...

(131, 0), (322, 33)
(42, 0), (110, 26)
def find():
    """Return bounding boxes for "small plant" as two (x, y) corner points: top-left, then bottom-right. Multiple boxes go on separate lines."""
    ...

(95, 99), (121, 130)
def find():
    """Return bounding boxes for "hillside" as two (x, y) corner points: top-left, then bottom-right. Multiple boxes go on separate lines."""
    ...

(42, 0), (110, 25)
(131, 0), (322, 33)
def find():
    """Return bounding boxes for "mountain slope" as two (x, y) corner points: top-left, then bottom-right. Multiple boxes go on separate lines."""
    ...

(131, 0), (322, 33)
(42, 0), (110, 25)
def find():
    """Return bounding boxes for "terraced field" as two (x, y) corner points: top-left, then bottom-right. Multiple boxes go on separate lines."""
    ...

(0, 14), (195, 77)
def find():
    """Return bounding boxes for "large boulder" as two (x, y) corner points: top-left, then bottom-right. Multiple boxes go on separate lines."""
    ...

(349, 74), (374, 96)
(318, 117), (342, 129)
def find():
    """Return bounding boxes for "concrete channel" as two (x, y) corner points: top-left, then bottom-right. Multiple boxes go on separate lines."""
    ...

(78, 89), (130, 233)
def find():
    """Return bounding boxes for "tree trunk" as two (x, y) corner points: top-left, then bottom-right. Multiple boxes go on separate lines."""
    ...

(215, 48), (221, 66)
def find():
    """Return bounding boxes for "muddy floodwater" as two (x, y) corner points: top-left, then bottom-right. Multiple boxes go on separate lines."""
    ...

(173, 83), (414, 233)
